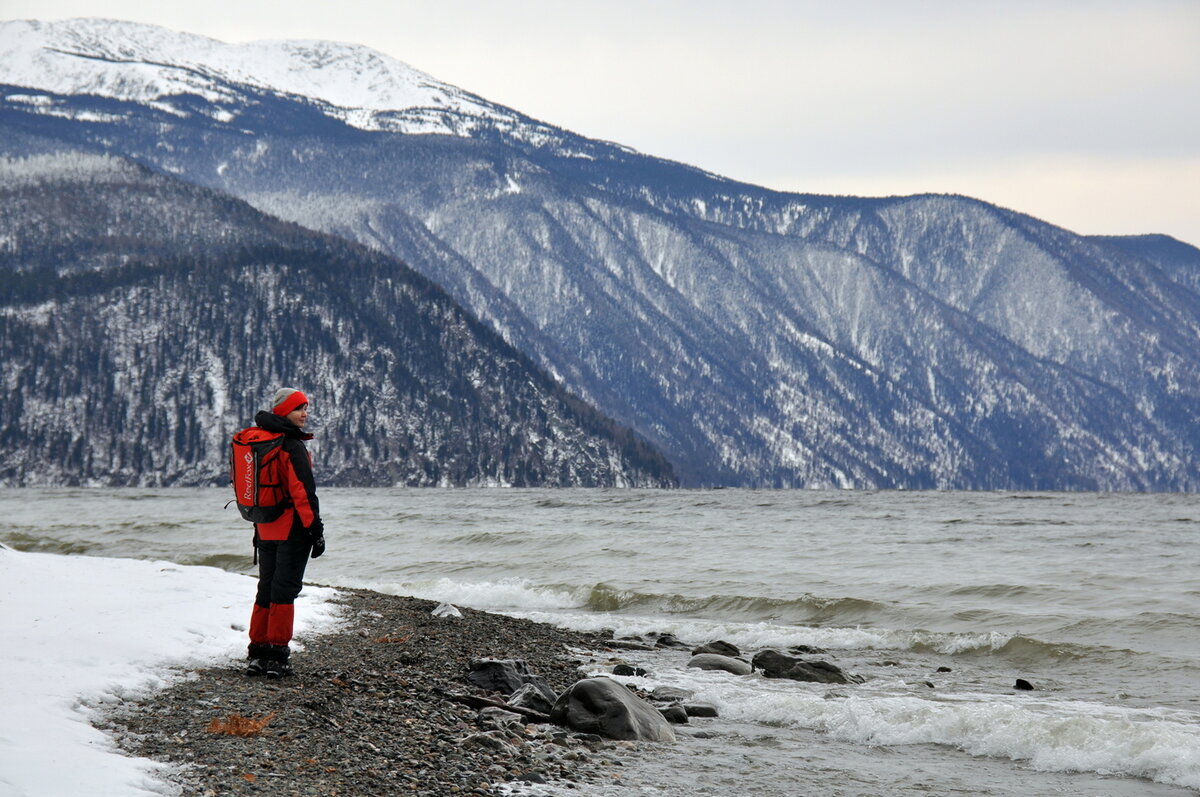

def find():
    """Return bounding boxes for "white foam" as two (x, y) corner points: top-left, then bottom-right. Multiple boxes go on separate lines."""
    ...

(367, 576), (581, 613)
(507, 608), (984, 656)
(355, 577), (1022, 657)
(612, 665), (1200, 790)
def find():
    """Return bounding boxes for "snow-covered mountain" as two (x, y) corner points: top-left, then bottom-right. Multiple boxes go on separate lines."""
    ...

(0, 18), (580, 144)
(4, 17), (1200, 489)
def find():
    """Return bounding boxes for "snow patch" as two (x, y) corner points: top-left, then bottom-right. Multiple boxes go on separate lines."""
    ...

(0, 548), (340, 796)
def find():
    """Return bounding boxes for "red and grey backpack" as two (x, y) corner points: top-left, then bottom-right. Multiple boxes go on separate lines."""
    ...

(229, 428), (289, 523)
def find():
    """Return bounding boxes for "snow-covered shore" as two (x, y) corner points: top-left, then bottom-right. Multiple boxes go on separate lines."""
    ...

(0, 545), (340, 797)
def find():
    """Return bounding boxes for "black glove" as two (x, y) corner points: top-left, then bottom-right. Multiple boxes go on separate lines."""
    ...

(308, 518), (325, 558)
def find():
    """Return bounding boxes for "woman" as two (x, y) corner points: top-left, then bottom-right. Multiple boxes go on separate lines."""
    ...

(245, 387), (326, 677)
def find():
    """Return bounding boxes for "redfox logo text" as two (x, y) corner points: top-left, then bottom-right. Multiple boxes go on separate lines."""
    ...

(241, 451), (254, 501)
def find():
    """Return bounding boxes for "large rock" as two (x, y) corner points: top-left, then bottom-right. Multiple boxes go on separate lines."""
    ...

(687, 653), (752, 676)
(612, 663), (649, 677)
(608, 639), (655, 651)
(652, 633), (691, 650)
(658, 705), (689, 724)
(508, 682), (556, 715)
(751, 649), (863, 684)
(432, 602), (463, 619)
(651, 686), (693, 702)
(683, 702), (719, 718)
(692, 641), (741, 657)
(550, 678), (676, 742)
(467, 658), (555, 700)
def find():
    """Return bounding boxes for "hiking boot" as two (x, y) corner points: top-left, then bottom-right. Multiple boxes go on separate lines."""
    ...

(245, 643), (272, 677)
(264, 658), (294, 678)
(262, 644), (293, 679)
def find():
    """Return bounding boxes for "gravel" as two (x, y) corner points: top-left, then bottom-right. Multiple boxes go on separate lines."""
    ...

(98, 588), (638, 796)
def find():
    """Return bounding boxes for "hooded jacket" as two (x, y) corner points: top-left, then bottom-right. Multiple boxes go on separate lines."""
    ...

(252, 410), (321, 542)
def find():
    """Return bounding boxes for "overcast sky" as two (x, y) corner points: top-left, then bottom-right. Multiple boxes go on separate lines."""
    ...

(5, 0), (1199, 245)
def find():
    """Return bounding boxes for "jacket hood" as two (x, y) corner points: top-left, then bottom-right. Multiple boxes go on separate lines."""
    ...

(255, 410), (314, 440)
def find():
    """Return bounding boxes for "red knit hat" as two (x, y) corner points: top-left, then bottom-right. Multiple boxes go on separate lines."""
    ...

(272, 387), (309, 417)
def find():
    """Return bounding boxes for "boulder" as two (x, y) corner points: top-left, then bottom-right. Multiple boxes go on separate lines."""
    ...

(692, 641), (740, 657)
(651, 686), (693, 702)
(432, 602), (463, 619)
(687, 653), (752, 676)
(683, 702), (719, 718)
(658, 705), (689, 724)
(612, 663), (649, 677)
(751, 649), (863, 684)
(652, 633), (692, 650)
(608, 639), (655, 651)
(467, 658), (555, 699)
(508, 682), (557, 715)
(550, 678), (676, 742)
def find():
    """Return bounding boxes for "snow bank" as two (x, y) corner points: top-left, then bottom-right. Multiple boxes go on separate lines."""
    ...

(0, 545), (340, 797)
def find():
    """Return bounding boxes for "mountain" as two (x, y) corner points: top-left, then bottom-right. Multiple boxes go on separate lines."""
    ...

(1089, 234), (1200, 294)
(0, 151), (676, 487)
(3, 18), (1199, 489)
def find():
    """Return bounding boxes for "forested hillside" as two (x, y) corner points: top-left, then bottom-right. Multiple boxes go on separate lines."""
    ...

(0, 153), (675, 487)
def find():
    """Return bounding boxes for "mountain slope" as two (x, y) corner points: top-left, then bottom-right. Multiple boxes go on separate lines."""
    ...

(2, 18), (1199, 489)
(1090, 234), (1200, 294)
(0, 151), (675, 487)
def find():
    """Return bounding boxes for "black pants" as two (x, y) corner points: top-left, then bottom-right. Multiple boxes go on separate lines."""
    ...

(255, 528), (312, 606)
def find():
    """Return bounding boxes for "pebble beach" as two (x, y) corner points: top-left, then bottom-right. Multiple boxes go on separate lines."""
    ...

(99, 589), (641, 797)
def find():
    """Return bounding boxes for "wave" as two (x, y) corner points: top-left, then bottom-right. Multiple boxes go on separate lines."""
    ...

(443, 530), (543, 547)
(363, 576), (580, 613)
(944, 583), (1035, 600)
(520, 608), (1129, 669)
(353, 576), (896, 629)
(190, 553), (257, 573)
(1073, 611), (1199, 635)
(1057, 613), (1200, 660)
(103, 521), (189, 532)
(643, 666), (1200, 790)
(0, 532), (99, 556)
(909, 631), (1104, 663)
(571, 586), (1188, 666)
(581, 583), (890, 625)
(347, 576), (1185, 674)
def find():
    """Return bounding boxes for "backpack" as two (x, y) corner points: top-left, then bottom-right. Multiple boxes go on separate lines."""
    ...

(229, 427), (289, 523)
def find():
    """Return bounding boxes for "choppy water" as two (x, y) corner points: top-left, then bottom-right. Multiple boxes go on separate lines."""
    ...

(2, 488), (1197, 795)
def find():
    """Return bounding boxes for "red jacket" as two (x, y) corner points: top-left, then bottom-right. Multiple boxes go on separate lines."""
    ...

(252, 410), (320, 542)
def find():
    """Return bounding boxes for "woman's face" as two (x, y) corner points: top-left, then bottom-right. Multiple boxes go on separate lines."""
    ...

(286, 404), (309, 428)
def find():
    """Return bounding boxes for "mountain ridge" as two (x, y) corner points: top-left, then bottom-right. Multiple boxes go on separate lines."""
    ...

(3, 18), (1199, 489)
